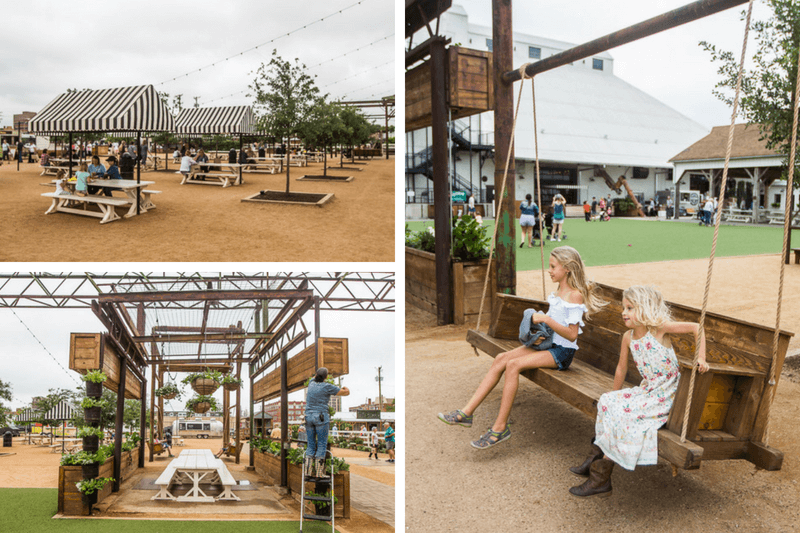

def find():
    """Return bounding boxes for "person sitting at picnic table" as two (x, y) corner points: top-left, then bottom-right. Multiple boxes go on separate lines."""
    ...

(196, 149), (209, 174)
(180, 153), (197, 180)
(40, 149), (50, 168)
(86, 156), (110, 196)
(75, 162), (92, 196)
(54, 170), (71, 196)
(154, 433), (174, 457)
(214, 440), (234, 458)
(258, 144), (266, 158)
(172, 148), (181, 161)
(237, 149), (248, 165)
(228, 148), (237, 164)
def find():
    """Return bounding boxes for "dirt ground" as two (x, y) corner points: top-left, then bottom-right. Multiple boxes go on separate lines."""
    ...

(0, 436), (393, 533)
(406, 255), (800, 533)
(0, 156), (394, 261)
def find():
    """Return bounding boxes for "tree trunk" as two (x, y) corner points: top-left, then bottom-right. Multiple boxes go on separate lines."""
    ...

(285, 139), (291, 194)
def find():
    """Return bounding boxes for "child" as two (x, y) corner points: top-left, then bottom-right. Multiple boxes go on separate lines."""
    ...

(54, 170), (71, 196)
(551, 194), (566, 241)
(75, 162), (92, 196)
(438, 246), (606, 449)
(568, 285), (708, 498)
(519, 193), (539, 248)
(368, 426), (379, 460)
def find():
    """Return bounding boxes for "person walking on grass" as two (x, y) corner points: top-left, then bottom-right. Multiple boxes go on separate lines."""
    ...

(551, 194), (566, 241)
(438, 246), (606, 449)
(568, 285), (707, 497)
(519, 193), (540, 247)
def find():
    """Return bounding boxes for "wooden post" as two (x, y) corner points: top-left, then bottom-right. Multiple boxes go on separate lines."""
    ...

(139, 374), (146, 468)
(149, 364), (156, 463)
(235, 361), (241, 464)
(280, 349), (288, 488)
(113, 353), (126, 492)
(430, 36), (453, 324)
(249, 373), (255, 468)
(493, 0), (516, 297)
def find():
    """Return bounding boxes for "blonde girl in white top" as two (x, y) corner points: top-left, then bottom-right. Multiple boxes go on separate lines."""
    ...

(439, 246), (606, 449)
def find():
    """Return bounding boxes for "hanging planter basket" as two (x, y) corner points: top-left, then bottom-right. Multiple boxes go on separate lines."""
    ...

(161, 392), (178, 400)
(85, 381), (103, 398)
(222, 382), (240, 392)
(193, 401), (211, 414)
(82, 436), (99, 453)
(82, 463), (100, 479)
(84, 406), (102, 424)
(191, 378), (219, 395)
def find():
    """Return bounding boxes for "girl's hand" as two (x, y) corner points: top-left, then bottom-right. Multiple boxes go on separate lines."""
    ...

(697, 359), (709, 373)
(532, 313), (548, 324)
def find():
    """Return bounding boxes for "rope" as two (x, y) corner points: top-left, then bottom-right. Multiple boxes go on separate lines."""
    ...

(681, 0), (754, 443)
(761, 45), (800, 446)
(474, 63), (531, 350)
(532, 78), (546, 299)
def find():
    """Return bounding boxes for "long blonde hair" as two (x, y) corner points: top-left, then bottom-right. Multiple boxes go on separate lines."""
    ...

(550, 246), (606, 317)
(622, 285), (672, 331)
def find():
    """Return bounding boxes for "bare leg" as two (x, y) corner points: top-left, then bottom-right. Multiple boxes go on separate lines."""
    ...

(491, 350), (557, 432)
(462, 345), (538, 416)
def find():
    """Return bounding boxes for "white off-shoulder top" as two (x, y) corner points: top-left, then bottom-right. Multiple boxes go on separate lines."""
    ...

(546, 292), (587, 350)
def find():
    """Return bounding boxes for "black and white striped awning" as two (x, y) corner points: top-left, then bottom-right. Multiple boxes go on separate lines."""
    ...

(174, 106), (256, 135)
(28, 85), (174, 134)
(44, 400), (76, 421)
(15, 408), (39, 423)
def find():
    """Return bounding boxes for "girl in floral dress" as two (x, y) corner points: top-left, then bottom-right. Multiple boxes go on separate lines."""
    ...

(569, 285), (708, 497)
(438, 246), (607, 449)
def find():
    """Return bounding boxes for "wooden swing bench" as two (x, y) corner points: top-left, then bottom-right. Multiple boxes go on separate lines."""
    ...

(221, 441), (244, 458)
(147, 441), (168, 456)
(467, 283), (792, 471)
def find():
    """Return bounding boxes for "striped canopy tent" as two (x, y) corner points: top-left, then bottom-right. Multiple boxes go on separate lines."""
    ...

(44, 400), (76, 422)
(15, 408), (39, 423)
(28, 85), (174, 214)
(174, 106), (255, 136)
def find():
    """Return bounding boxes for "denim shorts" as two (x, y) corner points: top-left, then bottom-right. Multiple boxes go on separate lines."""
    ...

(548, 344), (576, 371)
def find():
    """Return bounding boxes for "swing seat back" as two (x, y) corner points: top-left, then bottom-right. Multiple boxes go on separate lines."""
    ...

(467, 283), (793, 470)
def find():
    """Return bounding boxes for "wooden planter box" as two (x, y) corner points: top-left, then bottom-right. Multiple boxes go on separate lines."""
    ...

(57, 449), (138, 516)
(253, 450), (350, 518)
(69, 333), (142, 399)
(406, 247), (496, 324)
(253, 338), (349, 402)
(406, 45), (494, 131)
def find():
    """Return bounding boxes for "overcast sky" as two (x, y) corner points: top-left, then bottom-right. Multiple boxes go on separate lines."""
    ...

(0, 279), (395, 417)
(449, 0), (764, 130)
(0, 0), (394, 128)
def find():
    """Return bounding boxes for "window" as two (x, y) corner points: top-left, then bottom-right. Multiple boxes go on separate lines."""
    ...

(486, 38), (493, 52)
(592, 58), (604, 70)
(529, 46), (541, 59)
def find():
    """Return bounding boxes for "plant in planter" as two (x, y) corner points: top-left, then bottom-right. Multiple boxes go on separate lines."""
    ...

(81, 370), (107, 398)
(77, 426), (104, 453)
(451, 215), (490, 261)
(185, 395), (218, 414)
(76, 477), (114, 505)
(60, 450), (96, 467)
(154, 383), (182, 400)
(182, 369), (223, 395)
(80, 397), (109, 424)
(305, 490), (338, 517)
(220, 374), (242, 391)
(405, 225), (436, 253)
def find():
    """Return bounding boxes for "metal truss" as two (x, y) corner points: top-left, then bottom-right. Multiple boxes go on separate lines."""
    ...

(0, 273), (394, 311)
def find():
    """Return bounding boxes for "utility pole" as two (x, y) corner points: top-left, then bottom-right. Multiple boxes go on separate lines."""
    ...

(375, 366), (383, 412)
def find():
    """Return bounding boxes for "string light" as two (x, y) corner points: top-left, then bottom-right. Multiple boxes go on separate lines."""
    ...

(9, 309), (81, 386)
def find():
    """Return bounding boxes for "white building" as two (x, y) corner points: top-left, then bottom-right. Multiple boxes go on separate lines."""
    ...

(406, 3), (709, 218)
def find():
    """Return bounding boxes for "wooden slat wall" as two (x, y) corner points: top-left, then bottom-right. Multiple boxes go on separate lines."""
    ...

(406, 60), (432, 132)
(406, 247), (438, 316)
(68, 333), (142, 399)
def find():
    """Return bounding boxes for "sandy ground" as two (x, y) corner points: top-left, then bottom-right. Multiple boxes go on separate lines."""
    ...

(0, 436), (393, 533)
(406, 255), (800, 533)
(0, 156), (394, 261)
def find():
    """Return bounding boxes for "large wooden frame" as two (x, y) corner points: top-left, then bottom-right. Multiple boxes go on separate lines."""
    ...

(252, 338), (349, 402)
(69, 333), (142, 399)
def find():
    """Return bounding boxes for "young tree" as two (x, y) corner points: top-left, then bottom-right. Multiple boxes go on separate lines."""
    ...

(701, 0), (800, 180)
(250, 50), (323, 193)
(32, 388), (77, 430)
(338, 107), (373, 166)
(296, 100), (345, 177)
(0, 379), (12, 425)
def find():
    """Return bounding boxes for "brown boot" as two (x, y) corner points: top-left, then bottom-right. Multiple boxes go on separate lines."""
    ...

(569, 441), (604, 477)
(569, 458), (614, 498)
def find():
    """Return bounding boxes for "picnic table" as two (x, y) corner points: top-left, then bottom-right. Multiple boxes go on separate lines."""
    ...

(184, 163), (242, 187)
(242, 157), (281, 174)
(42, 179), (158, 224)
(152, 449), (239, 503)
(725, 208), (754, 223)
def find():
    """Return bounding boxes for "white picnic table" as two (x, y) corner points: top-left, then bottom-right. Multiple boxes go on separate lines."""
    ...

(43, 179), (158, 224)
(184, 162), (243, 187)
(152, 449), (239, 503)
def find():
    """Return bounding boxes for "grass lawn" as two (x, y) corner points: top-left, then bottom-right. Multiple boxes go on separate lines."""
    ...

(406, 217), (800, 270)
(1, 488), (338, 532)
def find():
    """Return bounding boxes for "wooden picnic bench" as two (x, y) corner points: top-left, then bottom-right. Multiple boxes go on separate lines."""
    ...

(184, 163), (241, 187)
(152, 449), (239, 502)
(467, 283), (792, 471)
(42, 192), (129, 224)
(353, 147), (382, 159)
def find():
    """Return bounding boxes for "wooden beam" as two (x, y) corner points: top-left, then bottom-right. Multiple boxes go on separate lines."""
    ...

(135, 333), (273, 343)
(747, 441), (783, 471)
(657, 429), (703, 470)
(98, 289), (313, 303)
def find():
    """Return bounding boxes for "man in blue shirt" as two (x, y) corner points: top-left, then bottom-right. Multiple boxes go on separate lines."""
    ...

(383, 422), (395, 463)
(304, 368), (349, 479)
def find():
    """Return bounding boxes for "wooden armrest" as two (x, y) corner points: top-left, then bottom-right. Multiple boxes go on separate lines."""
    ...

(676, 357), (765, 377)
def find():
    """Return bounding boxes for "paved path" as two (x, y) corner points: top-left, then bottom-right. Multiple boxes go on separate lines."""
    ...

(349, 471), (394, 527)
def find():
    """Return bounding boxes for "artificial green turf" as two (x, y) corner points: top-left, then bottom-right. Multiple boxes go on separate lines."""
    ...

(406, 218), (800, 270)
(1, 488), (338, 533)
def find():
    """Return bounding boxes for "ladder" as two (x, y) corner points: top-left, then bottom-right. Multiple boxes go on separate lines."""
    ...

(299, 449), (335, 533)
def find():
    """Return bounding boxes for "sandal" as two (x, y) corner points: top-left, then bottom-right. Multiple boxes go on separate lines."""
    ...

(438, 409), (473, 427)
(470, 426), (511, 449)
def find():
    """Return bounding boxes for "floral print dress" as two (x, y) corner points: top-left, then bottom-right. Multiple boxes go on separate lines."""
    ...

(594, 331), (680, 470)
